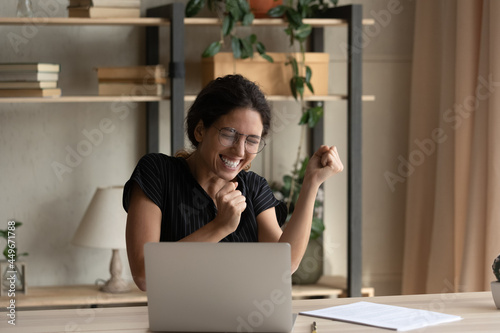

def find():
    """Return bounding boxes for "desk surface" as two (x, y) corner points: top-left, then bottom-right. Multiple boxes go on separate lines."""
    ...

(0, 292), (497, 332)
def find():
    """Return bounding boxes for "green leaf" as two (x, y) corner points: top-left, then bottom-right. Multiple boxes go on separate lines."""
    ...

(240, 37), (254, 59)
(295, 76), (305, 99)
(306, 81), (314, 94)
(226, 1), (241, 21)
(256, 41), (266, 54)
(249, 34), (257, 44)
(289, 77), (298, 100)
(222, 15), (234, 36)
(185, 0), (205, 17)
(285, 8), (303, 29)
(202, 41), (222, 58)
(255, 42), (274, 63)
(231, 36), (242, 59)
(260, 53), (274, 63)
(287, 56), (299, 76)
(237, 0), (251, 13)
(299, 111), (309, 125)
(294, 23), (312, 41)
(330, 0), (339, 6)
(242, 12), (254, 26)
(299, 157), (309, 180)
(310, 217), (325, 240)
(282, 175), (293, 193)
(305, 66), (312, 83)
(308, 106), (324, 128)
(267, 5), (286, 17)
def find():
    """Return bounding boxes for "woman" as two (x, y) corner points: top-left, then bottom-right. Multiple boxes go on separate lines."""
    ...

(123, 75), (343, 291)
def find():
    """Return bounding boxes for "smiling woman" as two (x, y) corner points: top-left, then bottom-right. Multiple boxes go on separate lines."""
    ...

(123, 75), (343, 291)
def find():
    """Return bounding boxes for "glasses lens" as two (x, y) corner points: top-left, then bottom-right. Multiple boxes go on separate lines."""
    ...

(219, 128), (237, 147)
(245, 135), (265, 154)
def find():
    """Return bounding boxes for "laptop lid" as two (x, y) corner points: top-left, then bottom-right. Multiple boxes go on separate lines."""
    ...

(144, 242), (293, 332)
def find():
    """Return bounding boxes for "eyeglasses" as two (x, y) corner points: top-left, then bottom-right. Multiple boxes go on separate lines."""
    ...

(215, 127), (266, 154)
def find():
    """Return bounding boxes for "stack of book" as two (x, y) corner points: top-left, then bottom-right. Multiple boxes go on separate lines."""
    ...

(96, 65), (166, 96)
(0, 63), (61, 97)
(68, 0), (141, 18)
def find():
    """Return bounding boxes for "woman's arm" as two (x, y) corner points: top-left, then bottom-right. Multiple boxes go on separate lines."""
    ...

(256, 182), (318, 273)
(257, 145), (343, 272)
(126, 181), (247, 290)
(125, 182), (162, 291)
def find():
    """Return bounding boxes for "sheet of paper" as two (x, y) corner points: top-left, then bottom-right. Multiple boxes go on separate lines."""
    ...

(299, 301), (462, 331)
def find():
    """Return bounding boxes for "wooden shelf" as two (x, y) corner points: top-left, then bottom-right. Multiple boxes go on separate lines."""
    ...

(184, 17), (375, 27)
(0, 94), (374, 103)
(185, 94), (375, 102)
(0, 17), (374, 27)
(0, 284), (146, 309)
(0, 95), (166, 103)
(0, 17), (169, 26)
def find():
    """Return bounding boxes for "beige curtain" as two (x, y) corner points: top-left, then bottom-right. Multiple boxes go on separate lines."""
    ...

(402, 0), (500, 294)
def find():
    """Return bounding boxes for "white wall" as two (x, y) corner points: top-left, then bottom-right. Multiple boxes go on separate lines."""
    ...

(0, 0), (413, 295)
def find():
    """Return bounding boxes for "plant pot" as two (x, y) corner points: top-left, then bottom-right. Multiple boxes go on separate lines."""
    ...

(292, 238), (323, 285)
(491, 281), (500, 309)
(1, 261), (27, 296)
(202, 52), (329, 96)
(248, 0), (283, 18)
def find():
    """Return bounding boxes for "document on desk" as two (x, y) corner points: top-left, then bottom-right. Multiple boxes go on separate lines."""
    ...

(299, 301), (462, 331)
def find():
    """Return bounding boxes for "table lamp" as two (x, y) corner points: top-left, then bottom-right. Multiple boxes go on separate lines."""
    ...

(72, 186), (130, 293)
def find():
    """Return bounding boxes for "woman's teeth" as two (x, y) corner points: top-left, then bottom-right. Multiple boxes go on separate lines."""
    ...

(221, 156), (240, 168)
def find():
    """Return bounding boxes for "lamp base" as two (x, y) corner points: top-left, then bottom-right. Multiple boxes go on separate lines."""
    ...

(100, 276), (131, 293)
(100, 249), (131, 293)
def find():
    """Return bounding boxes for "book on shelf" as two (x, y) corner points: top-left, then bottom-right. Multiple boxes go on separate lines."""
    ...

(96, 65), (166, 81)
(0, 81), (58, 89)
(67, 6), (141, 18)
(98, 82), (164, 96)
(0, 88), (61, 97)
(98, 77), (167, 84)
(0, 72), (59, 82)
(68, 0), (141, 8)
(0, 63), (60, 72)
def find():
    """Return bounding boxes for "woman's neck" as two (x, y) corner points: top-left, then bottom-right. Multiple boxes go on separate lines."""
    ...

(185, 152), (227, 199)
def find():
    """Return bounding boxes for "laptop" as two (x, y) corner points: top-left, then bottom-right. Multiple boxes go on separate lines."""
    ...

(144, 242), (294, 332)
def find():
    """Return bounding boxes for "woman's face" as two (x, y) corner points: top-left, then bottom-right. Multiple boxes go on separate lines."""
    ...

(195, 107), (264, 181)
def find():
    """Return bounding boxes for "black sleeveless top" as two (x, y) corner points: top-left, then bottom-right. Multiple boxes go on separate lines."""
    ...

(123, 153), (287, 242)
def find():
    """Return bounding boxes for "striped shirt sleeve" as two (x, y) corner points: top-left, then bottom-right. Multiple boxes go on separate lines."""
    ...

(249, 172), (288, 227)
(123, 153), (165, 212)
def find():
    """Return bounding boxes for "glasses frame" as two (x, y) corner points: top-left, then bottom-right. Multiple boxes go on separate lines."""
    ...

(214, 127), (266, 154)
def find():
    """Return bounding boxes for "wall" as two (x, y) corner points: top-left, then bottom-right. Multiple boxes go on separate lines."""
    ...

(0, 0), (413, 295)
(321, 0), (414, 295)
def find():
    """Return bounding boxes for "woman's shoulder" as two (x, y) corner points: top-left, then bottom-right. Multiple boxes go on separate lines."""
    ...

(237, 170), (269, 189)
(137, 153), (186, 168)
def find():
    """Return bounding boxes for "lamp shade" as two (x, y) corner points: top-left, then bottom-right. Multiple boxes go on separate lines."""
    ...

(72, 186), (127, 250)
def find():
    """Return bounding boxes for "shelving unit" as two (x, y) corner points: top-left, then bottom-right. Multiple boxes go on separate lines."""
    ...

(0, 2), (365, 297)
(146, 3), (365, 297)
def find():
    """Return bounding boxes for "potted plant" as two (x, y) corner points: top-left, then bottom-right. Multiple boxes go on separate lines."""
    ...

(271, 157), (325, 284)
(0, 220), (28, 295)
(492, 253), (500, 309)
(185, 0), (274, 61)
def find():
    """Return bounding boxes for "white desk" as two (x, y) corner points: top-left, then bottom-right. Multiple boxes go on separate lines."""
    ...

(0, 292), (497, 332)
